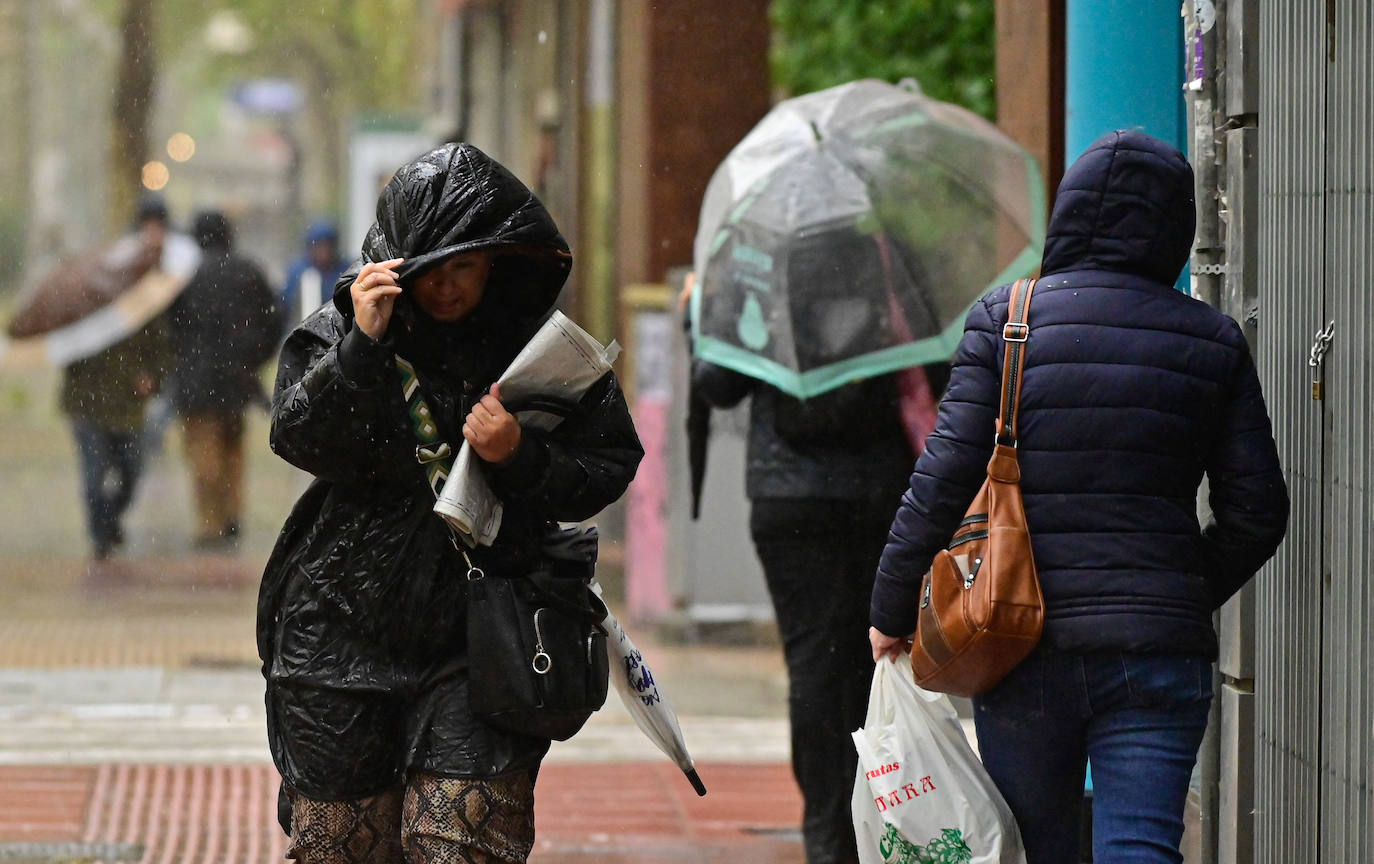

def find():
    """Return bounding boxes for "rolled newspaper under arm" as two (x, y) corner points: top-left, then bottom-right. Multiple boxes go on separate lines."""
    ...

(432, 311), (620, 546)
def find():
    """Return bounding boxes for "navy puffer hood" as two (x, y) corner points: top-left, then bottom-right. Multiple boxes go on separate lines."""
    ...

(1041, 130), (1195, 285)
(333, 143), (572, 321)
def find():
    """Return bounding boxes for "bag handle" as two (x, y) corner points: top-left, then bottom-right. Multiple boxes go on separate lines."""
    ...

(995, 278), (1037, 447)
(501, 394), (582, 417)
(460, 549), (607, 625)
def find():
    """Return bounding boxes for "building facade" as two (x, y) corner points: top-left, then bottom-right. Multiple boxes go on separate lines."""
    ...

(998, 2), (1372, 861)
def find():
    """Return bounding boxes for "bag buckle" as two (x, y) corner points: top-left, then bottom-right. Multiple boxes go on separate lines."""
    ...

(1003, 322), (1029, 343)
(416, 442), (452, 465)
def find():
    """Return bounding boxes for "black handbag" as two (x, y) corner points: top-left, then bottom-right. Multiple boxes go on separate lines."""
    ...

(394, 356), (611, 741)
(460, 528), (610, 741)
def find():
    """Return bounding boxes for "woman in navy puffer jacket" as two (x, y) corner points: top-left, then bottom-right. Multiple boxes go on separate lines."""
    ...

(869, 130), (1288, 863)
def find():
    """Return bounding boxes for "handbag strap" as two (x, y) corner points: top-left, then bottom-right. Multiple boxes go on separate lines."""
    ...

(392, 357), (598, 593)
(395, 354), (455, 497)
(995, 278), (1038, 446)
(394, 357), (580, 497)
(393, 357), (476, 558)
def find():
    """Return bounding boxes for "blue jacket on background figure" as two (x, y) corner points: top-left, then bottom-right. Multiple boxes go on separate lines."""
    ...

(280, 220), (348, 329)
(870, 129), (1289, 864)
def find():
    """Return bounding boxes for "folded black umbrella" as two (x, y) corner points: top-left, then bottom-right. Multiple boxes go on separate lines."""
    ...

(686, 382), (712, 520)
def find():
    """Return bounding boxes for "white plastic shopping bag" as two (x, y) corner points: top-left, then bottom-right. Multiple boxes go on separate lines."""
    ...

(851, 660), (1027, 864)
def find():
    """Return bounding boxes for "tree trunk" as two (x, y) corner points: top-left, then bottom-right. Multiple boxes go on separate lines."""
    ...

(108, 0), (156, 232)
(0, 0), (33, 278)
(296, 42), (348, 221)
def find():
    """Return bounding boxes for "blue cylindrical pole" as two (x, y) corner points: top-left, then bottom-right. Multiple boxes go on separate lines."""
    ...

(1065, 1), (1186, 162)
(1065, 0), (1188, 289)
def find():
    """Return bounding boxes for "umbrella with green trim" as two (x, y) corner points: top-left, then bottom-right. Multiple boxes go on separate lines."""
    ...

(691, 78), (1044, 399)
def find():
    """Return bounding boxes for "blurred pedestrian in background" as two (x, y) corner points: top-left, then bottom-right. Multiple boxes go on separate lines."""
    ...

(260, 143), (641, 863)
(281, 219), (348, 328)
(167, 210), (282, 547)
(59, 197), (174, 560)
(688, 248), (947, 864)
(869, 130), (1289, 863)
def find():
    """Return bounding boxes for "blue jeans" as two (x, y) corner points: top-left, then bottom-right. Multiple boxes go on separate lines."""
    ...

(973, 651), (1212, 864)
(71, 419), (143, 557)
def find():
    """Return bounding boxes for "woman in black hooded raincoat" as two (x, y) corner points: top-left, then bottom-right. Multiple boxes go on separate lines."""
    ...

(259, 143), (643, 863)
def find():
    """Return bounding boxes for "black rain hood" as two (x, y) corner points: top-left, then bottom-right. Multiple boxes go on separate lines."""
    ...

(333, 142), (572, 326)
(1040, 129), (1196, 286)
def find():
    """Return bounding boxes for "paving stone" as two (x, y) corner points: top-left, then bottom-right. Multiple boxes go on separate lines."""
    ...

(0, 762), (802, 862)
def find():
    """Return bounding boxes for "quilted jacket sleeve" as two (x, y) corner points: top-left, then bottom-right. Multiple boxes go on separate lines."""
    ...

(268, 311), (420, 488)
(1199, 326), (1290, 607)
(870, 296), (1002, 638)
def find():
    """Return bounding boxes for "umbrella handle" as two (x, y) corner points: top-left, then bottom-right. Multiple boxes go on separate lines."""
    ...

(685, 768), (707, 797)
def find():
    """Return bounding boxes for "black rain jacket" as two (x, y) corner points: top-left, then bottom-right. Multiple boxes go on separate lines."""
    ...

(257, 144), (643, 792)
(167, 242), (282, 416)
(871, 130), (1289, 657)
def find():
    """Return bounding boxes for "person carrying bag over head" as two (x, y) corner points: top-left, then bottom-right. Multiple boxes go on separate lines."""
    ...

(869, 130), (1289, 863)
(259, 143), (643, 864)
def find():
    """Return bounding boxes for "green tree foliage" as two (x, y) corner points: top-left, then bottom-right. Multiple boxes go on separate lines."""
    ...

(770, 0), (995, 119)
(173, 0), (424, 111)
(162, 0), (427, 213)
(100, 0), (426, 220)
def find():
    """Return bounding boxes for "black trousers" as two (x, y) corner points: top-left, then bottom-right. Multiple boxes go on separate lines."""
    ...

(750, 496), (895, 864)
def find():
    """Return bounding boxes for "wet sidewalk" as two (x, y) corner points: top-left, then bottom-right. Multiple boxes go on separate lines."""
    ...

(0, 548), (800, 862)
(0, 365), (806, 861)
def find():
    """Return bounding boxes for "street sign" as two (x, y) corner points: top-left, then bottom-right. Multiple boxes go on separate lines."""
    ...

(231, 79), (303, 115)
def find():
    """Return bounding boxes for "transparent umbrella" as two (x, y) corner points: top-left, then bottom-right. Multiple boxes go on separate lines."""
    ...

(691, 78), (1044, 398)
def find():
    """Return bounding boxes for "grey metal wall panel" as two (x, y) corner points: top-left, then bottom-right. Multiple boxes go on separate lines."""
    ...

(1255, 2), (1325, 862)
(1257, 0), (1374, 861)
(1218, 581), (1254, 681)
(1223, 127), (1259, 337)
(1321, 2), (1373, 861)
(1219, 683), (1255, 864)
(1225, 0), (1260, 118)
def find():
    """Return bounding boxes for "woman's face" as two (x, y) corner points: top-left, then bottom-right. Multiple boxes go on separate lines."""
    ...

(410, 251), (493, 322)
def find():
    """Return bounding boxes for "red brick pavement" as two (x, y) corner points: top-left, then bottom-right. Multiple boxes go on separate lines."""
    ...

(0, 764), (289, 863)
(0, 762), (805, 863)
(0, 766), (93, 841)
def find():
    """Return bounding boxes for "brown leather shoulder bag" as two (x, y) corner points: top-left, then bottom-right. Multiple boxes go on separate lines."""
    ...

(910, 277), (1045, 697)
